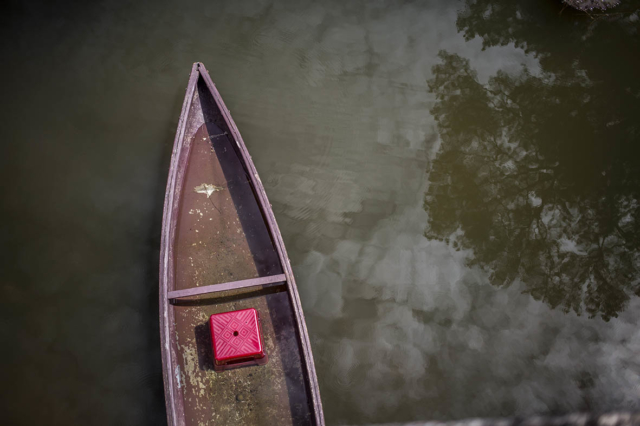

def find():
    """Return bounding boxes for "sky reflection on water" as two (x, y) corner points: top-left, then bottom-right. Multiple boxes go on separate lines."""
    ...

(0, 0), (638, 425)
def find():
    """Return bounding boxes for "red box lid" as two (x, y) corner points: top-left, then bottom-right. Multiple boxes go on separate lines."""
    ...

(209, 308), (264, 362)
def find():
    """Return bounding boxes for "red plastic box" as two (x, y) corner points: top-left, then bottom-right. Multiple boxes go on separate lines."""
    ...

(209, 308), (267, 371)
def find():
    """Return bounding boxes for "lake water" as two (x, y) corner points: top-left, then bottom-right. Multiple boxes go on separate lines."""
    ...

(1, 0), (639, 425)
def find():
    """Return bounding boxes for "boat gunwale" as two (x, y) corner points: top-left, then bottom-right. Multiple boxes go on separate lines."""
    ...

(160, 62), (200, 426)
(159, 63), (325, 426)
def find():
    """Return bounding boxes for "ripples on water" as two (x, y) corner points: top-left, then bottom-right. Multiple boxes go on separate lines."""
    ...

(1, 0), (639, 425)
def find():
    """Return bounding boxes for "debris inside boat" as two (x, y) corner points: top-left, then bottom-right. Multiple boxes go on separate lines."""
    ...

(194, 183), (225, 197)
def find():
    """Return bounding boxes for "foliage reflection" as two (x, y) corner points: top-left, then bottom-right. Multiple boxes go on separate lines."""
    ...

(425, 4), (640, 320)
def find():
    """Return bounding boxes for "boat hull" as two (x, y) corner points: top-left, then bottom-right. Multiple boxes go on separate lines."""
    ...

(159, 63), (324, 426)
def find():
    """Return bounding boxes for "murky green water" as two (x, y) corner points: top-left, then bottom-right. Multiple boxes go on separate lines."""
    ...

(1, 0), (639, 425)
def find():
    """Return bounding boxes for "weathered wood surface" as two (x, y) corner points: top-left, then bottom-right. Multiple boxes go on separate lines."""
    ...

(167, 274), (286, 299)
(160, 63), (325, 426)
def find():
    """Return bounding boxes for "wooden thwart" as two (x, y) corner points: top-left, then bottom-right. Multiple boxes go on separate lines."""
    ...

(167, 274), (287, 299)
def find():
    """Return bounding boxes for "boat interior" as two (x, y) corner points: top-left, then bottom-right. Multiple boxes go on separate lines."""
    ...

(164, 73), (316, 425)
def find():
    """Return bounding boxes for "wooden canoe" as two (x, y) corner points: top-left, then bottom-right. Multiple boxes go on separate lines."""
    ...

(159, 63), (325, 426)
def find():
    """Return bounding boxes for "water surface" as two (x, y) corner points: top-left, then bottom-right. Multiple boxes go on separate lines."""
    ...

(1, 0), (639, 425)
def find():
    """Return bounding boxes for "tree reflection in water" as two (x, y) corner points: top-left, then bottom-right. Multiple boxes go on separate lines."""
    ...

(425, 5), (640, 320)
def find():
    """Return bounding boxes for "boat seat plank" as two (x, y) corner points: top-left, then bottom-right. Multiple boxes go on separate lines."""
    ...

(167, 274), (287, 299)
